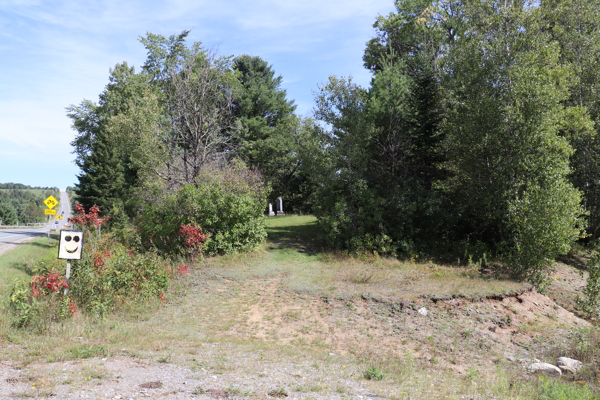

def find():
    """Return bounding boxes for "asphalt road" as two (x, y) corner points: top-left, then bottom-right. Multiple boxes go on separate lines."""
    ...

(0, 190), (71, 245)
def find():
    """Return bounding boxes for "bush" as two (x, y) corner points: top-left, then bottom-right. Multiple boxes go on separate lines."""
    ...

(578, 250), (600, 323)
(9, 268), (75, 332)
(68, 235), (170, 317)
(363, 366), (384, 381)
(138, 160), (269, 256)
(506, 182), (585, 289)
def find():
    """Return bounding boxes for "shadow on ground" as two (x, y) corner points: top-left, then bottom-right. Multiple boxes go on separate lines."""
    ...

(265, 218), (322, 255)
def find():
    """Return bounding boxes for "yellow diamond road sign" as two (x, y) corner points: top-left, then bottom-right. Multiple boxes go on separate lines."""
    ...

(44, 195), (58, 209)
(44, 209), (57, 215)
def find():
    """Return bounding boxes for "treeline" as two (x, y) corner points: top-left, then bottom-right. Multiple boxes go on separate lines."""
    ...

(0, 183), (56, 190)
(72, 0), (600, 286)
(0, 185), (60, 225)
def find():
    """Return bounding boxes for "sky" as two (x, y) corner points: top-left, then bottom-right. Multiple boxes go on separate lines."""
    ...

(0, 0), (396, 190)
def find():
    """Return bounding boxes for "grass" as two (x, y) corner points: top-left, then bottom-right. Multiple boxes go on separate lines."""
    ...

(0, 215), (597, 399)
(0, 236), (58, 289)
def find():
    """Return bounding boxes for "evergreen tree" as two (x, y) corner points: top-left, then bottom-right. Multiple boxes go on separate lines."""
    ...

(75, 130), (125, 213)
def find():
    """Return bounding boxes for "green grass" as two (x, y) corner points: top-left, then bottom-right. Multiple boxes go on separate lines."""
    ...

(0, 236), (59, 291)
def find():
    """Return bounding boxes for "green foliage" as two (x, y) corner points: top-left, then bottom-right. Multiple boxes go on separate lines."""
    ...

(578, 250), (600, 322)
(8, 260), (75, 333)
(507, 182), (585, 286)
(0, 185), (57, 224)
(0, 200), (17, 225)
(69, 235), (170, 317)
(313, 1), (589, 287)
(363, 366), (384, 381)
(536, 376), (596, 400)
(8, 282), (74, 333)
(138, 160), (269, 256)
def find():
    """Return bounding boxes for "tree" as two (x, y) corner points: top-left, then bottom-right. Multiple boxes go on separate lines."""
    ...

(439, 0), (587, 282)
(0, 200), (17, 225)
(162, 51), (240, 184)
(231, 55), (318, 211)
(540, 0), (600, 240)
(75, 130), (125, 213)
(68, 62), (152, 214)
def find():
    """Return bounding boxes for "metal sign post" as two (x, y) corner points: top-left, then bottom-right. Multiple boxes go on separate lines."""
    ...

(64, 260), (72, 295)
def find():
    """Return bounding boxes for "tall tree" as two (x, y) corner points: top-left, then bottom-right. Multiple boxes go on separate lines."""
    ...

(540, 0), (600, 240)
(68, 62), (152, 213)
(231, 55), (314, 210)
(439, 0), (587, 282)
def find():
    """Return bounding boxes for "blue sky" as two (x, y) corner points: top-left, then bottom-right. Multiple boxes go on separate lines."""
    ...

(0, 0), (395, 190)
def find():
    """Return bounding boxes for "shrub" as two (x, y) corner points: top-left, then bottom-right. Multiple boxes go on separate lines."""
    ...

(9, 269), (75, 332)
(578, 250), (600, 323)
(138, 160), (269, 256)
(68, 236), (170, 317)
(363, 366), (384, 381)
(506, 182), (585, 289)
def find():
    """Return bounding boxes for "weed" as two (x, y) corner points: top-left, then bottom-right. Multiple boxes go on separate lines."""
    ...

(63, 345), (106, 360)
(268, 387), (288, 397)
(192, 386), (206, 395)
(364, 366), (384, 381)
(537, 375), (596, 400)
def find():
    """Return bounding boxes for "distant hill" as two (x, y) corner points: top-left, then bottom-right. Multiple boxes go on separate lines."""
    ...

(0, 183), (60, 225)
(0, 182), (58, 190)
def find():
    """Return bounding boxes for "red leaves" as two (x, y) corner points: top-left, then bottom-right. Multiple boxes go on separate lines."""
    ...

(68, 298), (77, 314)
(178, 264), (189, 275)
(179, 224), (207, 247)
(31, 270), (68, 297)
(179, 224), (206, 260)
(69, 203), (110, 227)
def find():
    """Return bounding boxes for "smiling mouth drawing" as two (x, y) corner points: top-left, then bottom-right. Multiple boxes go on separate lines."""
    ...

(64, 235), (80, 254)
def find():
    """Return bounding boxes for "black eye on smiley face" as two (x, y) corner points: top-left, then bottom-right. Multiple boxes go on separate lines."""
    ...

(64, 235), (80, 243)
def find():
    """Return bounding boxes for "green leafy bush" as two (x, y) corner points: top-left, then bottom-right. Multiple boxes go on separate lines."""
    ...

(68, 235), (170, 317)
(363, 366), (384, 381)
(578, 250), (600, 323)
(9, 268), (75, 332)
(138, 160), (269, 256)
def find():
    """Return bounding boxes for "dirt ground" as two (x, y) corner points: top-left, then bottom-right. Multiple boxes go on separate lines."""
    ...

(0, 268), (591, 400)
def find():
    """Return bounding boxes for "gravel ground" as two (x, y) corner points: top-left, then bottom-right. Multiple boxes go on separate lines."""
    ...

(0, 351), (386, 400)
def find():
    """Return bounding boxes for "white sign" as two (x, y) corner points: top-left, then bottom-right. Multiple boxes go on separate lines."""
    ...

(58, 230), (84, 260)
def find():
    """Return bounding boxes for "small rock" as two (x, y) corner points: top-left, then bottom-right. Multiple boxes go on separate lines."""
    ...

(418, 307), (428, 316)
(505, 355), (516, 362)
(139, 381), (162, 389)
(528, 362), (562, 377)
(556, 357), (583, 374)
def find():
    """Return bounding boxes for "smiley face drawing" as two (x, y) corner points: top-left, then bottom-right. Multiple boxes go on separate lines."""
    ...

(58, 230), (84, 260)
